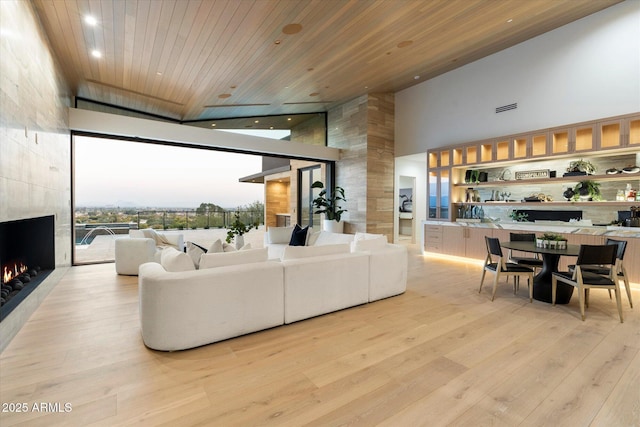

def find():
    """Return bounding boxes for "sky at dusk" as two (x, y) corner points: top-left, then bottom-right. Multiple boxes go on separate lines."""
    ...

(74, 130), (288, 208)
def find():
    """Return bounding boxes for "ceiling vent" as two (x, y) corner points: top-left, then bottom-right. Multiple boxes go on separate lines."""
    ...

(495, 103), (517, 113)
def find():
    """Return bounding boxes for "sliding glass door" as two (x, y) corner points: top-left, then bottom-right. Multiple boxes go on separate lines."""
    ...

(298, 166), (322, 228)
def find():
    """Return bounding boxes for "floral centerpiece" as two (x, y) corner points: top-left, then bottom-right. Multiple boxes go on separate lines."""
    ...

(536, 233), (568, 249)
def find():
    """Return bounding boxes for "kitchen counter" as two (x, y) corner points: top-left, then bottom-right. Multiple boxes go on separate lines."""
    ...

(422, 219), (640, 238)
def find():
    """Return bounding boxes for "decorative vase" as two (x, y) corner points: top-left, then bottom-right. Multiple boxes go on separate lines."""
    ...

(323, 219), (344, 233)
(562, 187), (575, 201)
(235, 234), (244, 249)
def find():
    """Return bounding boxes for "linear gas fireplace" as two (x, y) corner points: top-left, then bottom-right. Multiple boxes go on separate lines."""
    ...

(0, 215), (55, 322)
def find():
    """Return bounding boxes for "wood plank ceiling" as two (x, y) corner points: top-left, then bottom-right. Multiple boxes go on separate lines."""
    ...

(33, 0), (621, 124)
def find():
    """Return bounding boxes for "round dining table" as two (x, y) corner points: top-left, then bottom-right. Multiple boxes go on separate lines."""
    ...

(500, 241), (581, 304)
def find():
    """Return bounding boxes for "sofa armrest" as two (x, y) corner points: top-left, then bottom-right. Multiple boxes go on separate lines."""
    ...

(366, 244), (408, 301)
(115, 237), (156, 275)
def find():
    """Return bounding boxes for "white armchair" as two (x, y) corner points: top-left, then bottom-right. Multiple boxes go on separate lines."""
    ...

(115, 229), (184, 275)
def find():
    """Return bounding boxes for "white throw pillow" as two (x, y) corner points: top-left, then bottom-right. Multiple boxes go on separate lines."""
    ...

(352, 235), (388, 252)
(223, 242), (237, 252)
(186, 241), (207, 268)
(160, 247), (196, 272)
(281, 243), (350, 260)
(267, 226), (294, 244)
(208, 239), (223, 253)
(307, 230), (321, 246)
(313, 231), (355, 246)
(199, 247), (268, 269)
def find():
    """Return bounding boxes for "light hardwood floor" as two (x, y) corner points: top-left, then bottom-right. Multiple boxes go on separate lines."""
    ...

(1, 244), (638, 426)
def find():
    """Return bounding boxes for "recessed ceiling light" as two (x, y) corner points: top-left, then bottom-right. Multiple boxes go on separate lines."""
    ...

(414, 75), (420, 80)
(211, 123), (216, 127)
(270, 126), (274, 129)
(309, 92), (319, 97)
(230, 85), (237, 89)
(156, 72), (162, 76)
(84, 15), (97, 26)
(274, 40), (281, 45)
(282, 23), (302, 35)
(287, 118), (292, 121)
(91, 50), (102, 58)
(397, 40), (413, 48)
(254, 120), (259, 123)
(507, 18), (513, 23)
(218, 93), (231, 99)
(307, 68), (314, 72)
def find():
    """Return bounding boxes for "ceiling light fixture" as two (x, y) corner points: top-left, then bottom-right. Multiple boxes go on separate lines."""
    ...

(254, 120), (259, 123)
(507, 18), (513, 23)
(156, 72), (162, 76)
(91, 50), (102, 58)
(274, 40), (281, 45)
(84, 15), (97, 26)
(309, 92), (319, 97)
(414, 75), (420, 80)
(287, 118), (292, 121)
(397, 40), (413, 48)
(211, 123), (216, 127)
(218, 93), (231, 99)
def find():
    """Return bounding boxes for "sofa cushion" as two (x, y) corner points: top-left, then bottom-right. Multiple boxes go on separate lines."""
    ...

(281, 243), (350, 260)
(267, 226), (294, 244)
(208, 239), (223, 253)
(186, 241), (208, 268)
(352, 235), (388, 252)
(313, 231), (355, 246)
(289, 225), (309, 246)
(160, 247), (196, 272)
(199, 247), (268, 269)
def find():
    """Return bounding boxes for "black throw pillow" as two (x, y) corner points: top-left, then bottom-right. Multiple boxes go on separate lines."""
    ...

(289, 224), (309, 246)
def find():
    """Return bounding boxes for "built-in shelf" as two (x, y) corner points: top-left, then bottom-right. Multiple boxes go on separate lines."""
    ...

(453, 172), (640, 188)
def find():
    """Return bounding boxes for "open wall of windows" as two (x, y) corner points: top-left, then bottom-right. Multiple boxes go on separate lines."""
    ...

(73, 135), (265, 264)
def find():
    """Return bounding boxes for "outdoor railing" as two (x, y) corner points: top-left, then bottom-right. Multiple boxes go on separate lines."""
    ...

(75, 208), (264, 233)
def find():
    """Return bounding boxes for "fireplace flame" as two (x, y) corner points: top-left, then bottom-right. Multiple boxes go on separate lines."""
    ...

(2, 262), (28, 284)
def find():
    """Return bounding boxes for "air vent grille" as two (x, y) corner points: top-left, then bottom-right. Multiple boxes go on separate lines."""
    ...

(495, 103), (517, 113)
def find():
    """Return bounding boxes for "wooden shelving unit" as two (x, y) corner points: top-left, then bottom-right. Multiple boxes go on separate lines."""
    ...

(454, 171), (640, 188)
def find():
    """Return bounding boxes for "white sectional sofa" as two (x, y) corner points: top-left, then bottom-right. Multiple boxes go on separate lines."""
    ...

(138, 230), (407, 351)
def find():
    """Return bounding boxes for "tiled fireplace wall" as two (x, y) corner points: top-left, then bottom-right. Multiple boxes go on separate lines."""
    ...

(0, 0), (72, 351)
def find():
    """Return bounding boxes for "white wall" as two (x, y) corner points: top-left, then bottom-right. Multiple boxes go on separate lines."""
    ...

(395, 0), (640, 155)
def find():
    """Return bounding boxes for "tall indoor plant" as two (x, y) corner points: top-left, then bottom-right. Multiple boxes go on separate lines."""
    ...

(225, 212), (258, 249)
(311, 181), (347, 233)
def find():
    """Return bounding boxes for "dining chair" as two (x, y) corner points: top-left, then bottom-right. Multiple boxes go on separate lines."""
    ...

(552, 244), (622, 322)
(479, 236), (534, 302)
(508, 233), (543, 271)
(568, 239), (632, 308)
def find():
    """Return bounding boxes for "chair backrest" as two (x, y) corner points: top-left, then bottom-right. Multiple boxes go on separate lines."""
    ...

(485, 236), (504, 257)
(605, 238), (627, 260)
(576, 244), (616, 267)
(509, 233), (536, 242)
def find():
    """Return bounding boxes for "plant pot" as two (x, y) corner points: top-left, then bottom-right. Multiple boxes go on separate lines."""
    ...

(235, 234), (244, 249)
(536, 238), (544, 248)
(323, 219), (344, 233)
(557, 240), (567, 249)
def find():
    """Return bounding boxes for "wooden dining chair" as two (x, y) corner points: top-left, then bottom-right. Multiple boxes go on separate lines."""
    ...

(568, 239), (632, 308)
(508, 232), (543, 271)
(479, 236), (534, 302)
(552, 244), (622, 322)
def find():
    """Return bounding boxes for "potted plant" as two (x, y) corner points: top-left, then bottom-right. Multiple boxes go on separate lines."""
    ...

(225, 212), (258, 248)
(311, 181), (347, 233)
(572, 180), (601, 201)
(537, 233), (567, 249)
(564, 159), (596, 176)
